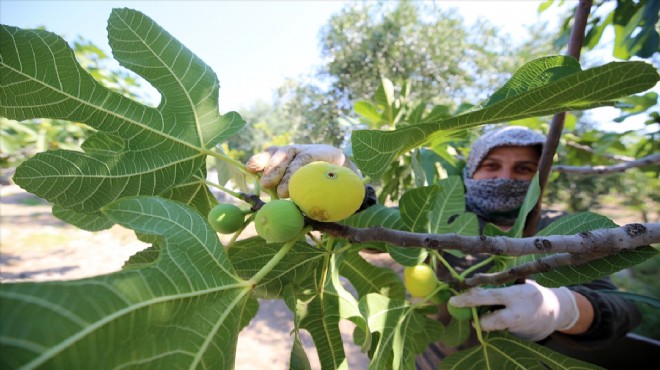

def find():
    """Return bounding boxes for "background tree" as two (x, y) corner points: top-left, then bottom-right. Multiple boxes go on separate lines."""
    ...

(252, 0), (556, 147)
(319, 0), (555, 107)
(540, 0), (659, 220)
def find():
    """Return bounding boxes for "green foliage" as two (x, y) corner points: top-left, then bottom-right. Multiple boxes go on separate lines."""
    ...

(250, 0), (556, 152)
(0, 37), (145, 169)
(545, 127), (660, 217)
(353, 78), (471, 203)
(548, 0), (660, 60)
(2, 9), (245, 221)
(1, 196), (259, 369)
(439, 332), (606, 370)
(1, 7), (659, 370)
(351, 56), (659, 180)
(320, 1), (555, 107)
(611, 247), (660, 339)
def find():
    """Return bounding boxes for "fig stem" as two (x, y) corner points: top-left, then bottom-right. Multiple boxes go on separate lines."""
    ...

(200, 178), (242, 199)
(472, 307), (486, 345)
(459, 255), (495, 280)
(248, 226), (312, 285)
(201, 147), (254, 178)
(411, 282), (449, 307)
(331, 243), (354, 255)
(432, 250), (462, 281)
(225, 213), (257, 249)
(325, 236), (336, 252)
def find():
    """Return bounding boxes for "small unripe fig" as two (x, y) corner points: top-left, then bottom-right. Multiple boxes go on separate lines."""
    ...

(403, 264), (437, 298)
(431, 289), (452, 305)
(255, 199), (305, 243)
(207, 203), (245, 234)
(289, 161), (365, 222)
(447, 303), (472, 321)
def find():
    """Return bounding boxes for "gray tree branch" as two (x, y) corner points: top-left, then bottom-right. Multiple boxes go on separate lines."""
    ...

(311, 221), (659, 256)
(311, 220), (658, 288)
(464, 251), (610, 287)
(553, 153), (660, 175)
(565, 141), (635, 162)
(524, 0), (593, 237)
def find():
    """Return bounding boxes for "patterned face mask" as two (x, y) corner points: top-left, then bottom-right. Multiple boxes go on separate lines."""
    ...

(464, 177), (531, 226)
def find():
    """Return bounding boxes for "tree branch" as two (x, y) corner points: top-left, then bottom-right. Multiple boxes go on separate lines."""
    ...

(524, 0), (593, 237)
(553, 153), (660, 175)
(565, 141), (635, 162)
(311, 221), (659, 256)
(464, 251), (610, 287)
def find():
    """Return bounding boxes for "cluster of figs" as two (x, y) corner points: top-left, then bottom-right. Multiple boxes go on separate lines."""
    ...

(209, 161), (474, 316)
(207, 161), (365, 243)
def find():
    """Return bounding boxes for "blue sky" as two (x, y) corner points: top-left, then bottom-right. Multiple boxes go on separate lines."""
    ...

(1, 1), (558, 110)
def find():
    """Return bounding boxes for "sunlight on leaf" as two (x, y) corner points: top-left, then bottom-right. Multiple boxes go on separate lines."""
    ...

(0, 196), (256, 369)
(1, 9), (245, 214)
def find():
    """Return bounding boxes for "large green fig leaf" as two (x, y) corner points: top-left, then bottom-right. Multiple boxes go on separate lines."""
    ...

(339, 250), (407, 300)
(360, 293), (444, 370)
(429, 176), (469, 233)
(51, 205), (115, 231)
(400, 185), (440, 233)
(437, 318), (472, 348)
(332, 251), (372, 353)
(0, 196), (257, 370)
(228, 237), (324, 299)
(1, 8), (245, 214)
(283, 285), (314, 370)
(297, 260), (348, 369)
(440, 332), (604, 370)
(352, 56), (660, 179)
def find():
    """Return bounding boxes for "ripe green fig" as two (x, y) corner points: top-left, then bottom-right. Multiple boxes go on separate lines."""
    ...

(255, 199), (305, 243)
(447, 303), (473, 321)
(289, 161), (365, 222)
(207, 203), (246, 234)
(403, 264), (438, 298)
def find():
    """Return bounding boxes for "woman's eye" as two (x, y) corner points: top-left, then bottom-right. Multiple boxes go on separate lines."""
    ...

(516, 165), (536, 173)
(483, 163), (499, 170)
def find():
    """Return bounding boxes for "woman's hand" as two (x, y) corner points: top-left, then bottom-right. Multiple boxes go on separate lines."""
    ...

(246, 144), (360, 198)
(448, 280), (581, 341)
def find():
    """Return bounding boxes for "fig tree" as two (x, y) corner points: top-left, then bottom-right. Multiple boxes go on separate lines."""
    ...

(207, 203), (246, 234)
(403, 264), (437, 298)
(289, 161), (365, 222)
(255, 199), (305, 243)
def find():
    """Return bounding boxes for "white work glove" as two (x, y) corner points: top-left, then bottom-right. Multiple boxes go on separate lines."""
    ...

(448, 280), (580, 342)
(245, 144), (361, 198)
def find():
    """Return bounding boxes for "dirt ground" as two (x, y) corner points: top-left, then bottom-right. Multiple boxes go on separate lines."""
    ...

(1, 182), (654, 369)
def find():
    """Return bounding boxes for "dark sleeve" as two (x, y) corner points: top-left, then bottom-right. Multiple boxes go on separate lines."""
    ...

(550, 276), (642, 349)
(536, 211), (642, 349)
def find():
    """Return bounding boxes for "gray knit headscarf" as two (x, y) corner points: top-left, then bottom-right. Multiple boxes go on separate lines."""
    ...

(464, 126), (545, 226)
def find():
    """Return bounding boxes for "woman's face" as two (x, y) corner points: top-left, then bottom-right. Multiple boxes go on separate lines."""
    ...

(472, 145), (540, 181)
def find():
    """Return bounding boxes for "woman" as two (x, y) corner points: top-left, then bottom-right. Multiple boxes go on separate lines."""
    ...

(416, 126), (641, 368)
(245, 125), (641, 366)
